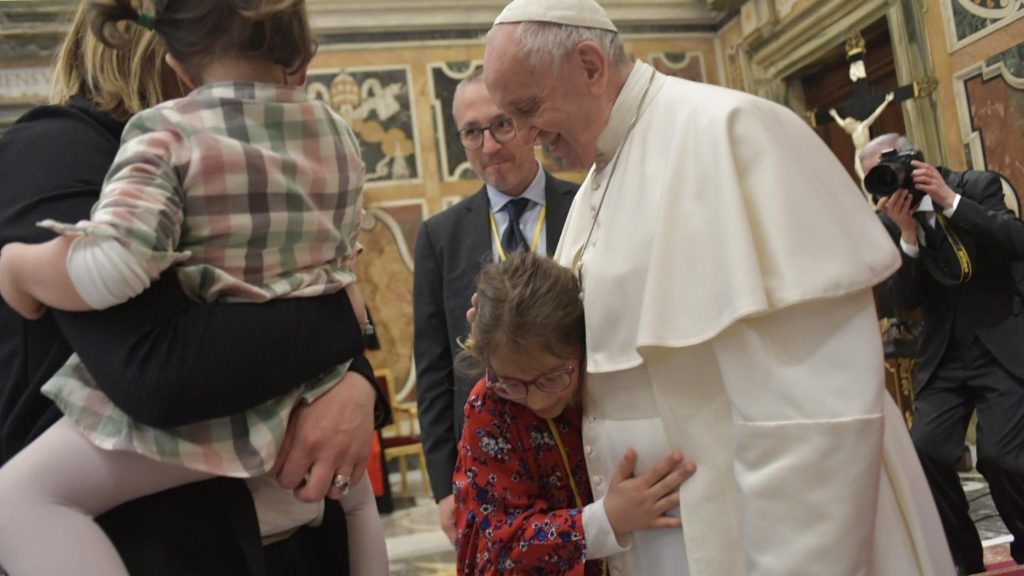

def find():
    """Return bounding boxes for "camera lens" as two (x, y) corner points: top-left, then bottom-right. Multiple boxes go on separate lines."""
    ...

(865, 165), (900, 197)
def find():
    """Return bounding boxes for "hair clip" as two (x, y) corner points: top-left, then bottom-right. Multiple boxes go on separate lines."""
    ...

(137, 12), (156, 30)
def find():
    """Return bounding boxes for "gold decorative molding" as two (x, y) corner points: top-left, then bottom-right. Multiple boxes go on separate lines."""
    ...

(309, 0), (723, 35)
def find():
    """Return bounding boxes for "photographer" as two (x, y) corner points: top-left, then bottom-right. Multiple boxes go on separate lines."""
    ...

(869, 133), (1024, 575)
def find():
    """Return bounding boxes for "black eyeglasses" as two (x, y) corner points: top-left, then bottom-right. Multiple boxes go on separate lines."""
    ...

(457, 117), (517, 150)
(484, 362), (577, 400)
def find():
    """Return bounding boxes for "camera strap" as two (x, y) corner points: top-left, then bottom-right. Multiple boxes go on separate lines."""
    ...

(935, 212), (973, 284)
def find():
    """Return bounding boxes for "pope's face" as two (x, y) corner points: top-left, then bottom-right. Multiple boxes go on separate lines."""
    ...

(453, 80), (539, 195)
(484, 25), (604, 170)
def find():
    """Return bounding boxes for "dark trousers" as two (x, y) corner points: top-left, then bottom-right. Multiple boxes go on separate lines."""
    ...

(912, 337), (1024, 573)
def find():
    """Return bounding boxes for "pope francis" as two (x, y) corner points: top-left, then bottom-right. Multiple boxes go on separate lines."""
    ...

(482, 0), (956, 574)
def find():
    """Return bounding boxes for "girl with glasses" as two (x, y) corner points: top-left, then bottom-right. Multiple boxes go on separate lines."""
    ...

(454, 251), (695, 575)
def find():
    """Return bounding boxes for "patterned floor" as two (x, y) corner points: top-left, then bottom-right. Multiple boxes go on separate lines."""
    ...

(381, 463), (1018, 575)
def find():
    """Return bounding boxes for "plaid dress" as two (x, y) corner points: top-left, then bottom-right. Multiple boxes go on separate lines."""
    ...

(38, 82), (365, 477)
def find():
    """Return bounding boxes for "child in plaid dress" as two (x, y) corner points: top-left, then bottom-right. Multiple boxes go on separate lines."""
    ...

(0, 1), (387, 575)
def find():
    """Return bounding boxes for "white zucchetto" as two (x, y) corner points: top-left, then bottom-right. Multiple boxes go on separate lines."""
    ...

(493, 0), (618, 32)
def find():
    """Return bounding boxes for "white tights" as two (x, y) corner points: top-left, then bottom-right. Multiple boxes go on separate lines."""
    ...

(0, 417), (388, 576)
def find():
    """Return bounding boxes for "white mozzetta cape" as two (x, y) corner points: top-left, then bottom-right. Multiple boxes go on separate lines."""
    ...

(555, 62), (954, 575)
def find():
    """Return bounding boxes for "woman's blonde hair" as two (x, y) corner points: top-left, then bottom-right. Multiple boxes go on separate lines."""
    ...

(50, 1), (167, 121)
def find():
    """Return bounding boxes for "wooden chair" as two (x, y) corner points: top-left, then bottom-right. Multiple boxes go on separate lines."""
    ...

(375, 369), (430, 498)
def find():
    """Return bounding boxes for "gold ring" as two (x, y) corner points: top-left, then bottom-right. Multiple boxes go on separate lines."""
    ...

(332, 473), (351, 490)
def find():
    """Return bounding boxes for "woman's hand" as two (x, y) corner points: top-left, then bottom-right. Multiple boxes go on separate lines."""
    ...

(603, 448), (696, 536)
(344, 284), (369, 330)
(272, 370), (377, 502)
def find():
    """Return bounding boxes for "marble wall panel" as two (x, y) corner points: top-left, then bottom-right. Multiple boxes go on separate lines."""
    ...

(955, 44), (1024, 192)
(942, 0), (1024, 50)
(357, 202), (426, 402)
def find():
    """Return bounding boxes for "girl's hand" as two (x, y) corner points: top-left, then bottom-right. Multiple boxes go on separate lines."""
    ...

(0, 243), (47, 320)
(603, 448), (696, 535)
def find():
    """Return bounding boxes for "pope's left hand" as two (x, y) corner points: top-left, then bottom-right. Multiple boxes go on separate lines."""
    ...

(911, 160), (957, 209)
(272, 370), (377, 502)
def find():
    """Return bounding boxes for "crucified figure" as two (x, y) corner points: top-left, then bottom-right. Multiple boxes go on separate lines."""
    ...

(830, 91), (895, 187)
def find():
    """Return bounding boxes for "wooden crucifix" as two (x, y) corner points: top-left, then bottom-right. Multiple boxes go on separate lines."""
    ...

(807, 32), (936, 196)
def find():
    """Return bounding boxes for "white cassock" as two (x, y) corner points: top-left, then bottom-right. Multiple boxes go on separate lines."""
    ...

(554, 61), (955, 576)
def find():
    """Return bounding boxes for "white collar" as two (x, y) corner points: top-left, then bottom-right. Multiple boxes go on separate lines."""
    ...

(914, 196), (935, 214)
(595, 61), (654, 167)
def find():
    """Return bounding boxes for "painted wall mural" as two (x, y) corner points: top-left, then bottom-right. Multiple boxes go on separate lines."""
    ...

(307, 66), (421, 185)
(942, 0), (1024, 50)
(954, 44), (1024, 194)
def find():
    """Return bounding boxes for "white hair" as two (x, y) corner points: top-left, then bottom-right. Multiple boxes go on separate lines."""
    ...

(494, 21), (629, 70)
(859, 133), (914, 165)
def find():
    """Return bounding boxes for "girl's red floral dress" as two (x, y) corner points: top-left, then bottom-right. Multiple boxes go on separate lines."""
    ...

(453, 379), (604, 575)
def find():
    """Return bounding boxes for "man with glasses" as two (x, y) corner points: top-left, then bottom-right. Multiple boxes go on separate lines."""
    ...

(413, 67), (578, 543)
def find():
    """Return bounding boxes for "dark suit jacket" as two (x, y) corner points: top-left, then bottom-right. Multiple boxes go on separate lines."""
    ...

(413, 172), (578, 499)
(881, 167), (1024, 391)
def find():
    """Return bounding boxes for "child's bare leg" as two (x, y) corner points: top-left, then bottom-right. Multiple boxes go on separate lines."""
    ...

(0, 418), (213, 576)
(340, 471), (389, 575)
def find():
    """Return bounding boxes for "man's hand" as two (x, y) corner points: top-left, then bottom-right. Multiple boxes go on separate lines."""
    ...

(272, 370), (377, 502)
(603, 449), (696, 536)
(0, 243), (47, 319)
(911, 160), (957, 209)
(877, 189), (919, 247)
(438, 494), (457, 544)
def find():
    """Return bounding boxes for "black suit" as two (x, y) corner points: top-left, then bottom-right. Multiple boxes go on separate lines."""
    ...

(413, 173), (577, 500)
(881, 167), (1024, 573)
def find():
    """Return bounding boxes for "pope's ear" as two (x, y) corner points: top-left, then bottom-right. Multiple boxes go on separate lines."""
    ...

(575, 41), (608, 92)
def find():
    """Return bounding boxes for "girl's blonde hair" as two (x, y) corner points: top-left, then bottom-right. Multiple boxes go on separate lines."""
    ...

(461, 251), (585, 371)
(50, 1), (167, 121)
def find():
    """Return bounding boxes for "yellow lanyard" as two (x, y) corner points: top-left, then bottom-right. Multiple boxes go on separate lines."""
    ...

(546, 418), (583, 507)
(490, 203), (547, 262)
(546, 418), (608, 575)
(935, 213), (973, 284)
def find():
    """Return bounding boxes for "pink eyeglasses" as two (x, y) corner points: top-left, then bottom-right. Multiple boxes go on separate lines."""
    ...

(484, 362), (577, 400)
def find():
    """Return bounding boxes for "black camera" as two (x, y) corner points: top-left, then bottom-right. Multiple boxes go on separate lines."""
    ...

(864, 148), (924, 201)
